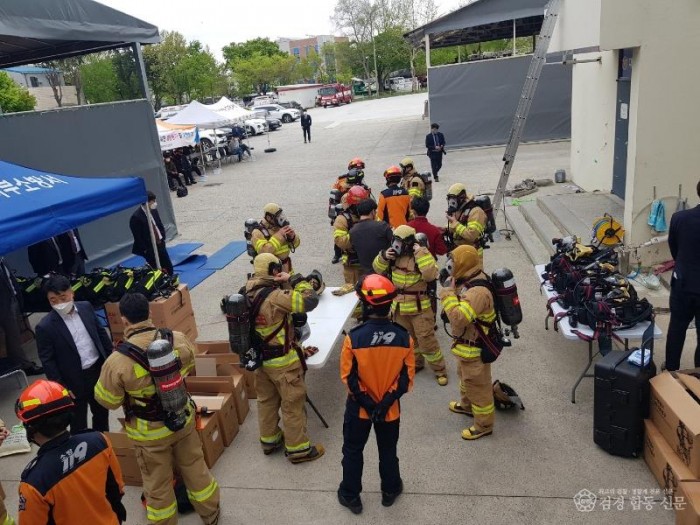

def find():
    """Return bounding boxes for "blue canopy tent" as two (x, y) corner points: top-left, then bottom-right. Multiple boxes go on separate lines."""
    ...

(0, 160), (148, 257)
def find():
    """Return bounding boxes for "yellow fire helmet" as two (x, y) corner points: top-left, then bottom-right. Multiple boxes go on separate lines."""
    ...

(447, 183), (467, 197)
(393, 224), (416, 240)
(263, 202), (282, 216)
(399, 157), (414, 171)
(451, 245), (482, 280)
(253, 253), (281, 277)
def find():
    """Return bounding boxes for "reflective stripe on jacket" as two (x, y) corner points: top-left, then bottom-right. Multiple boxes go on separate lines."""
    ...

(373, 247), (438, 315)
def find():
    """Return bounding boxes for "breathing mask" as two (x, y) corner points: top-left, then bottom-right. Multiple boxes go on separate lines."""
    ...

(276, 211), (290, 228)
(391, 237), (408, 256)
(439, 256), (454, 286)
(447, 197), (460, 215)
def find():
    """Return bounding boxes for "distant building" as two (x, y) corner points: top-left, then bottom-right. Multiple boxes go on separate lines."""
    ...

(3, 66), (78, 110)
(276, 35), (348, 80)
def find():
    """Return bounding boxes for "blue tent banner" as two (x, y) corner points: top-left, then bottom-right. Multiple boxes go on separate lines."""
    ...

(0, 160), (147, 255)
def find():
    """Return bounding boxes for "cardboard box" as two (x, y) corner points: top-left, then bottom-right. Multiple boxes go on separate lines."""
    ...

(650, 371), (700, 477)
(174, 313), (199, 342)
(150, 284), (194, 327)
(677, 481), (700, 525)
(186, 375), (249, 425)
(195, 340), (257, 399)
(106, 429), (143, 486)
(197, 414), (224, 469)
(644, 419), (697, 497)
(190, 393), (239, 446)
(105, 284), (194, 334)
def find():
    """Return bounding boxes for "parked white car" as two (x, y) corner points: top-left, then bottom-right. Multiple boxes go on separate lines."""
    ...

(253, 104), (300, 123)
(198, 129), (229, 149)
(244, 118), (267, 135)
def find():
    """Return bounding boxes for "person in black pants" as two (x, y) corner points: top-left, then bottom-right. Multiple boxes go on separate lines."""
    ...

(349, 199), (393, 276)
(129, 192), (175, 275)
(666, 181), (700, 371)
(425, 122), (446, 182)
(301, 110), (312, 143)
(338, 275), (415, 515)
(174, 148), (196, 185)
(0, 258), (44, 375)
(35, 275), (113, 432)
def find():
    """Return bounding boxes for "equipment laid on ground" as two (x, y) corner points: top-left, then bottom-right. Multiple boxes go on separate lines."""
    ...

(493, 380), (525, 410)
(593, 321), (656, 457)
(492, 0), (562, 214)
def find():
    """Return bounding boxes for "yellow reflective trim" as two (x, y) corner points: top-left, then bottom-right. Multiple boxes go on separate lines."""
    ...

(260, 430), (283, 444)
(393, 297), (432, 313)
(126, 384), (156, 398)
(94, 381), (123, 405)
(373, 256), (389, 272)
(125, 412), (193, 441)
(453, 223), (466, 237)
(291, 290), (304, 313)
(333, 229), (349, 239)
(441, 296), (458, 310)
(423, 350), (444, 363)
(391, 272), (421, 287)
(458, 303), (477, 323)
(19, 398), (41, 408)
(133, 363), (149, 378)
(254, 238), (268, 252)
(187, 480), (218, 503)
(472, 403), (495, 415)
(451, 344), (481, 359)
(285, 440), (311, 453)
(467, 220), (485, 235)
(415, 254), (434, 269)
(146, 501), (178, 521)
(408, 187), (423, 199)
(262, 349), (299, 368)
(269, 235), (283, 250)
(3, 515), (16, 525)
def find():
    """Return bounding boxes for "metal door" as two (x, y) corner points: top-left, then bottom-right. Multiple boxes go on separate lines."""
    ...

(612, 49), (633, 199)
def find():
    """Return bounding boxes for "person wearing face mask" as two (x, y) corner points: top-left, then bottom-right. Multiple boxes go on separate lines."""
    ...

(15, 380), (127, 524)
(444, 183), (487, 261)
(129, 191), (174, 275)
(35, 275), (113, 432)
(250, 203), (300, 274)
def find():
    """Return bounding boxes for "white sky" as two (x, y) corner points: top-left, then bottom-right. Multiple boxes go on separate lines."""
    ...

(96, 0), (463, 60)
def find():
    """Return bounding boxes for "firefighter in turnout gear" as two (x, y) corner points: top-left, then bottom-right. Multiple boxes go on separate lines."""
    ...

(373, 225), (447, 385)
(245, 253), (325, 463)
(439, 245), (497, 440)
(334, 186), (369, 290)
(445, 183), (487, 261)
(251, 203), (300, 273)
(377, 166), (411, 229)
(15, 380), (127, 525)
(94, 293), (220, 525)
(0, 420), (14, 525)
(399, 157), (425, 200)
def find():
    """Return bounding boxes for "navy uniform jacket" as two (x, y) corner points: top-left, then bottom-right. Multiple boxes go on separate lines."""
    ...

(425, 131), (446, 156)
(669, 205), (700, 294)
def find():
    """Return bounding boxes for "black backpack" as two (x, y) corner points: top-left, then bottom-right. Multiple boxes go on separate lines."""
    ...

(176, 186), (188, 198)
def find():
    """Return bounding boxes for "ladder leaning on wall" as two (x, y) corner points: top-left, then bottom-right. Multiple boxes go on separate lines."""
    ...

(492, 0), (563, 215)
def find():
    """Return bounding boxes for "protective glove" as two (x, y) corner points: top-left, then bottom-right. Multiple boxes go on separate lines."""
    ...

(353, 392), (377, 414)
(371, 392), (398, 423)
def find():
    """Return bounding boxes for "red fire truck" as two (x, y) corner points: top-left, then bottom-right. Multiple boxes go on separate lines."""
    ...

(316, 83), (353, 107)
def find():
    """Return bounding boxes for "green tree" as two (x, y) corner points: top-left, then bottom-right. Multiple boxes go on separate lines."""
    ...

(80, 56), (120, 103)
(222, 38), (286, 69)
(374, 26), (412, 86)
(0, 72), (36, 113)
(232, 52), (297, 95)
(112, 49), (142, 100)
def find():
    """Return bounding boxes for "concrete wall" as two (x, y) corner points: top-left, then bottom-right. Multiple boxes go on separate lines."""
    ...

(569, 50), (616, 193)
(608, 0), (700, 258)
(550, 0), (602, 53)
(30, 86), (79, 110)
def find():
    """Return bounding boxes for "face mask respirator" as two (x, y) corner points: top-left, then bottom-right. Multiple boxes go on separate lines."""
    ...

(447, 197), (460, 215)
(439, 257), (454, 286)
(276, 212), (290, 228)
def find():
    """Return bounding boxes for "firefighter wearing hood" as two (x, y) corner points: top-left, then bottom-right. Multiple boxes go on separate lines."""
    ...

(244, 253), (325, 463)
(438, 245), (496, 440)
(445, 184), (487, 260)
(251, 203), (300, 274)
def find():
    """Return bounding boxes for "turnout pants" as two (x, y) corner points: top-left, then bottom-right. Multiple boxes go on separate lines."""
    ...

(338, 407), (402, 500)
(394, 310), (445, 374)
(665, 281), (700, 371)
(133, 422), (220, 525)
(457, 357), (494, 432)
(255, 361), (311, 459)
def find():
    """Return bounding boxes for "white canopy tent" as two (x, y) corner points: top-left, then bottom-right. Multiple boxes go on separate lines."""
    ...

(207, 97), (253, 123)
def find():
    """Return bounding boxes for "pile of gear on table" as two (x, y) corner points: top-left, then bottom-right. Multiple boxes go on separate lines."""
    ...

(540, 235), (653, 354)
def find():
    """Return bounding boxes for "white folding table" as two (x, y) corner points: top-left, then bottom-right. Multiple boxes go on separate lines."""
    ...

(305, 287), (358, 369)
(534, 264), (662, 403)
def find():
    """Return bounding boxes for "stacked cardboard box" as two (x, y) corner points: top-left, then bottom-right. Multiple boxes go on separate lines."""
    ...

(195, 341), (257, 399)
(105, 284), (198, 342)
(644, 370), (700, 523)
(106, 428), (143, 486)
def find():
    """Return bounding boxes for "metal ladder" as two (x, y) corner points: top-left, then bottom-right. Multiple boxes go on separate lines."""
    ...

(492, 0), (562, 214)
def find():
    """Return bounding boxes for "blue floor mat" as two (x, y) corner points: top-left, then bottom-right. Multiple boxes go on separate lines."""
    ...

(201, 241), (247, 270)
(177, 269), (216, 289)
(117, 242), (204, 268)
(174, 254), (208, 273)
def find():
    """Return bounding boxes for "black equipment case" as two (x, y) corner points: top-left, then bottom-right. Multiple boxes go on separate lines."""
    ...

(593, 321), (656, 457)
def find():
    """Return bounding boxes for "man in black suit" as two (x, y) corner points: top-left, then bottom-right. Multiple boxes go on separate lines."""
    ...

(666, 181), (700, 371)
(28, 229), (88, 277)
(36, 274), (112, 431)
(57, 229), (88, 276)
(129, 191), (174, 275)
(0, 258), (44, 375)
(425, 123), (446, 182)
